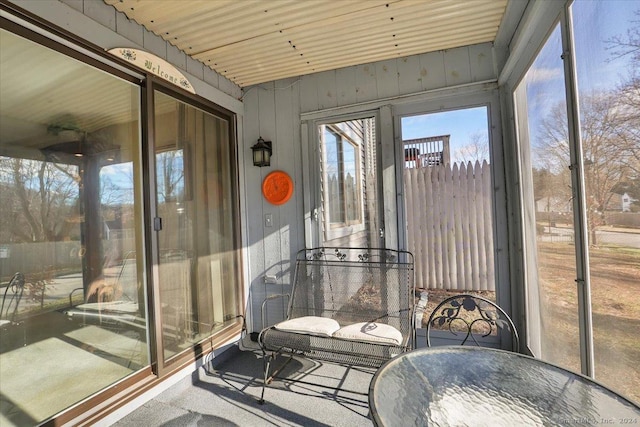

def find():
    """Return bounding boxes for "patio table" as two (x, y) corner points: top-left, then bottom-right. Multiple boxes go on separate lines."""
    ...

(368, 346), (640, 426)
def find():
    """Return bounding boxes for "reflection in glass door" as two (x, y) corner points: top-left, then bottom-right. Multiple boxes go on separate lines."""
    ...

(0, 27), (146, 424)
(317, 116), (381, 248)
(153, 91), (240, 362)
(514, 24), (581, 371)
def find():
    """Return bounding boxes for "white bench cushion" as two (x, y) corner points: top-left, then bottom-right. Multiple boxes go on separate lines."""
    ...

(333, 322), (403, 345)
(274, 316), (340, 337)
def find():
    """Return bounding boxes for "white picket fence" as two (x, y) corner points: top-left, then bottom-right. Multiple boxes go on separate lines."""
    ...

(404, 161), (495, 291)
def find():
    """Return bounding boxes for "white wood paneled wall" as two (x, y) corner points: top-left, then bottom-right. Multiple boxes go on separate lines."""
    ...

(242, 78), (305, 331)
(244, 43), (496, 331)
(298, 43), (494, 113)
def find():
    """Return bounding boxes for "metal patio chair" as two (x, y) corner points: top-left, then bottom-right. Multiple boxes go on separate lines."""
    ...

(0, 272), (26, 329)
(426, 293), (519, 352)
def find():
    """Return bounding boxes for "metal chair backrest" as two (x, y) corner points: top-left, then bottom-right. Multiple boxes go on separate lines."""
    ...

(0, 272), (26, 325)
(426, 293), (519, 351)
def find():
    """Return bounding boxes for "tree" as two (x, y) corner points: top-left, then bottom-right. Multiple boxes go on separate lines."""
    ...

(607, 10), (640, 189)
(156, 149), (185, 203)
(607, 11), (640, 66)
(536, 92), (634, 245)
(452, 131), (490, 165)
(0, 156), (80, 243)
(532, 167), (570, 205)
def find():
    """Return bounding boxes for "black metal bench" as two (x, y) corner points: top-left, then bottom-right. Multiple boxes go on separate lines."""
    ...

(258, 247), (415, 404)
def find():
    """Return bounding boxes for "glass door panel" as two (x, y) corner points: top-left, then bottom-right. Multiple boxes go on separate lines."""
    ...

(572, 0), (640, 402)
(0, 28), (146, 424)
(515, 24), (581, 371)
(400, 107), (498, 330)
(153, 91), (240, 362)
(318, 116), (380, 247)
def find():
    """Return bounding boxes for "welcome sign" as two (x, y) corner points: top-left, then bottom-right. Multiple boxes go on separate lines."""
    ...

(108, 48), (195, 94)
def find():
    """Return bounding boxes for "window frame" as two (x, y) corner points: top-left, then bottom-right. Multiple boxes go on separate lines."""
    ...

(392, 90), (510, 317)
(506, 1), (596, 377)
(147, 81), (243, 376)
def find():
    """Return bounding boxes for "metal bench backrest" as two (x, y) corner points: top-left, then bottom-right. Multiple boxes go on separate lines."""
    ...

(289, 247), (415, 345)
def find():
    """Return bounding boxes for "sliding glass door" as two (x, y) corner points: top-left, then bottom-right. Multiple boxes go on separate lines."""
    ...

(0, 18), (244, 424)
(153, 90), (241, 363)
(0, 27), (147, 424)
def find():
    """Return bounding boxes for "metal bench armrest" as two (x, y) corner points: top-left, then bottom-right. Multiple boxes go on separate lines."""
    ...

(260, 293), (290, 332)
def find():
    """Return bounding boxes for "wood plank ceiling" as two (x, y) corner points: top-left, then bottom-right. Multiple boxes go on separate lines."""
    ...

(105, 0), (508, 88)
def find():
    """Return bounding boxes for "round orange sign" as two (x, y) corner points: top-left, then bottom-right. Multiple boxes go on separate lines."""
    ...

(262, 171), (294, 205)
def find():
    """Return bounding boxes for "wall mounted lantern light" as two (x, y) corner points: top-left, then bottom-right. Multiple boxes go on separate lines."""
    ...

(251, 137), (272, 167)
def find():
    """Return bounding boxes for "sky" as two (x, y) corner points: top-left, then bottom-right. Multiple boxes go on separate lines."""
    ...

(572, 0), (638, 93)
(101, 162), (135, 205)
(524, 0), (638, 160)
(401, 107), (490, 164)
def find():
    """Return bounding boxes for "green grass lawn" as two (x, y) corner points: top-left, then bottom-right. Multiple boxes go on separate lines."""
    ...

(537, 242), (640, 404)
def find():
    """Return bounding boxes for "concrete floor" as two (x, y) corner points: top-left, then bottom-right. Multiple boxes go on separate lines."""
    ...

(112, 340), (377, 427)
